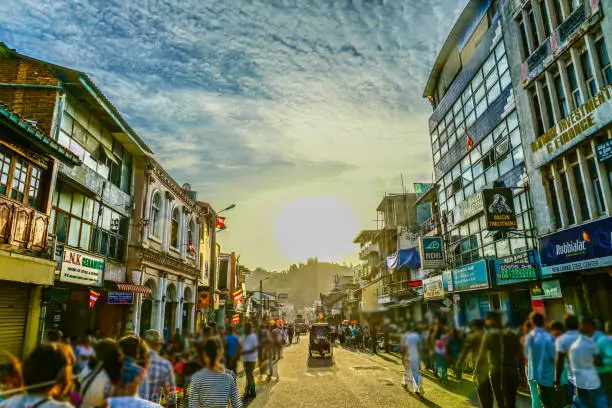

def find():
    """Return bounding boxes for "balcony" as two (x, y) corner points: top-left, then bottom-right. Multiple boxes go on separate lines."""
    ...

(0, 196), (49, 252)
(359, 243), (379, 260)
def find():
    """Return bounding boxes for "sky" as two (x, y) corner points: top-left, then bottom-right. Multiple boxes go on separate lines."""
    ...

(0, 0), (467, 270)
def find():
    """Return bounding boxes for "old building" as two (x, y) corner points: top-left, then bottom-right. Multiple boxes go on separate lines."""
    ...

(0, 104), (79, 358)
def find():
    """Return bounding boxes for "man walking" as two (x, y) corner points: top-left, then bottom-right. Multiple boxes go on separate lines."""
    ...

(241, 323), (259, 401)
(225, 326), (241, 374)
(555, 314), (582, 406)
(401, 322), (424, 396)
(143, 329), (177, 407)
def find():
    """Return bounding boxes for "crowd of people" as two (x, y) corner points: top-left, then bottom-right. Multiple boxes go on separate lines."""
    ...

(0, 321), (300, 408)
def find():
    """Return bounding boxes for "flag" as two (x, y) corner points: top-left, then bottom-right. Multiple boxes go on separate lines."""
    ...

(233, 289), (243, 302)
(187, 242), (196, 254)
(466, 135), (474, 151)
(89, 290), (100, 308)
(215, 216), (226, 230)
(232, 314), (240, 325)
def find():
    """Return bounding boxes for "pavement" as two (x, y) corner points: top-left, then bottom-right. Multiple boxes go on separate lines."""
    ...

(236, 337), (533, 408)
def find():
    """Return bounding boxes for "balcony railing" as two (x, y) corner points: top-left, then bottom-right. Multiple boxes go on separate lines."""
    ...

(0, 196), (49, 252)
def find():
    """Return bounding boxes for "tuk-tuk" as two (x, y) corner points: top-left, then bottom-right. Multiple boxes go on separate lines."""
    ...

(309, 323), (332, 358)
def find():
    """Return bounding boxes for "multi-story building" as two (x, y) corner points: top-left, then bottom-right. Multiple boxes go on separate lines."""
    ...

(501, 0), (612, 321)
(0, 44), (153, 340)
(422, 0), (539, 326)
(0, 104), (80, 358)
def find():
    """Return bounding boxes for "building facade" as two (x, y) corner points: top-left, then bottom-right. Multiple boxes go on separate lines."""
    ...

(501, 0), (612, 322)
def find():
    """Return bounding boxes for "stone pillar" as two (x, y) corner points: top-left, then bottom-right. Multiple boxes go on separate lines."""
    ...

(557, 60), (575, 111)
(591, 137), (612, 215)
(569, 47), (588, 104)
(176, 280), (185, 333)
(563, 156), (582, 224)
(521, 9), (537, 54)
(158, 276), (167, 333)
(551, 164), (570, 228)
(142, 174), (154, 246)
(535, 80), (551, 130)
(544, 71), (562, 122)
(584, 33), (606, 92)
(576, 146), (597, 219)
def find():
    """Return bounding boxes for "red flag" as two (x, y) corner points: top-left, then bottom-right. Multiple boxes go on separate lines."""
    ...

(215, 216), (226, 230)
(187, 242), (196, 254)
(232, 314), (240, 325)
(466, 135), (474, 151)
(89, 290), (100, 308)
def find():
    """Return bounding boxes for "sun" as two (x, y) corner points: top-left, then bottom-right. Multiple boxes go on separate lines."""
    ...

(273, 196), (360, 263)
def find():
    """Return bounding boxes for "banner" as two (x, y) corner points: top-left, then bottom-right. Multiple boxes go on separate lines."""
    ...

(89, 290), (100, 308)
(232, 314), (240, 325)
(420, 237), (445, 269)
(423, 275), (444, 299)
(483, 188), (518, 231)
(494, 250), (539, 286)
(60, 248), (104, 286)
(452, 260), (490, 292)
(453, 191), (484, 225)
(595, 139), (612, 163)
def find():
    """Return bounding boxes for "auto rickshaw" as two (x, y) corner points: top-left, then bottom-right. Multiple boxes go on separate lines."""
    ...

(309, 323), (332, 358)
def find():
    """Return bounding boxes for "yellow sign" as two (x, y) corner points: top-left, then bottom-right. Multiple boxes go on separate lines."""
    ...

(531, 86), (612, 167)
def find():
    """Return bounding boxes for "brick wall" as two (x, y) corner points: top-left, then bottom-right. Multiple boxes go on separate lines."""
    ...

(0, 55), (60, 138)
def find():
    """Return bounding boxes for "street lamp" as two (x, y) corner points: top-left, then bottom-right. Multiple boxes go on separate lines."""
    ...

(217, 204), (236, 214)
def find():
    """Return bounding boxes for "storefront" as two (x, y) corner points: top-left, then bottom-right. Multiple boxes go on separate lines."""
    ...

(539, 216), (612, 322)
(448, 260), (498, 327)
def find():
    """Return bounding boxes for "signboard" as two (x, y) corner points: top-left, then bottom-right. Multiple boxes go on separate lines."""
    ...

(443, 270), (454, 292)
(420, 237), (445, 268)
(107, 292), (134, 305)
(540, 216), (612, 276)
(452, 260), (490, 292)
(494, 250), (540, 286)
(277, 293), (289, 299)
(595, 139), (612, 163)
(197, 291), (211, 308)
(423, 275), (444, 299)
(453, 192), (484, 225)
(483, 188), (518, 231)
(60, 248), (104, 286)
(531, 86), (612, 168)
(417, 202), (433, 225)
(531, 279), (563, 300)
(414, 183), (433, 198)
(377, 295), (393, 305)
(398, 227), (419, 250)
(407, 280), (423, 287)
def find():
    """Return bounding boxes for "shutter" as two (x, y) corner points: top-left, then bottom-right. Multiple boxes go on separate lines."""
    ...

(0, 282), (30, 358)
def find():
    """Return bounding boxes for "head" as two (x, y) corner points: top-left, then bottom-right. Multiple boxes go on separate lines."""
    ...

(118, 335), (151, 369)
(550, 321), (565, 338)
(227, 326), (235, 335)
(47, 330), (64, 343)
(201, 327), (213, 339)
(564, 314), (579, 331)
(579, 315), (596, 337)
(470, 319), (485, 331)
(486, 311), (502, 329)
(0, 351), (23, 394)
(89, 339), (123, 385)
(200, 338), (224, 371)
(143, 329), (163, 351)
(22, 343), (73, 398)
(82, 335), (93, 346)
(529, 312), (545, 328)
(604, 320), (612, 335)
(113, 357), (147, 397)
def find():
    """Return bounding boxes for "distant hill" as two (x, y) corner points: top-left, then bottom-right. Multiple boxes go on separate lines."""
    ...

(245, 258), (353, 308)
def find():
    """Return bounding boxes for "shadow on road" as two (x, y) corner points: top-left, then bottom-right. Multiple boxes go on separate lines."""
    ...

(307, 355), (334, 368)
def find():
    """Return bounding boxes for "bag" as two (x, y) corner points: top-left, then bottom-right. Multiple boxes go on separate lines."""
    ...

(70, 364), (103, 407)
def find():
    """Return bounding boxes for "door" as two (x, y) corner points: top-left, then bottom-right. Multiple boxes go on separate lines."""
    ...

(0, 281), (30, 358)
(140, 299), (152, 335)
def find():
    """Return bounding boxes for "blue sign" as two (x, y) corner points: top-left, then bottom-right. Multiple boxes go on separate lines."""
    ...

(540, 216), (612, 276)
(452, 260), (490, 292)
(595, 139), (612, 163)
(494, 250), (540, 286)
(107, 292), (134, 305)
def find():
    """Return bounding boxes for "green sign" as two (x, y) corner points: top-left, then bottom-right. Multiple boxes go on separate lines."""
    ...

(498, 263), (537, 280)
(420, 237), (444, 269)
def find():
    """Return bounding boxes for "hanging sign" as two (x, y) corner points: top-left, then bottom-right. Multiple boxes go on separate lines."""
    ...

(531, 279), (563, 300)
(232, 314), (240, 325)
(422, 275), (444, 299)
(483, 188), (518, 231)
(420, 237), (445, 268)
(595, 139), (612, 163)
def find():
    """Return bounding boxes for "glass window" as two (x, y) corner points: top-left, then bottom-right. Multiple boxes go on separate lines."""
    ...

(83, 197), (94, 222)
(27, 167), (41, 208)
(512, 146), (525, 165)
(561, 173), (576, 224)
(495, 42), (506, 61)
(554, 73), (569, 118)
(476, 98), (487, 117)
(481, 134), (494, 153)
(595, 38), (612, 86)
(547, 178), (561, 229)
(68, 218), (81, 247)
(0, 149), (11, 196)
(10, 159), (28, 202)
(483, 53), (496, 76)
(510, 128), (521, 149)
(474, 84), (486, 104)
(464, 182), (475, 197)
(488, 81), (501, 103)
(486, 164), (499, 184)
(151, 192), (162, 238)
(474, 174), (486, 191)
(519, 19), (530, 59)
(452, 164), (461, 180)
(498, 153), (514, 176)
(473, 160), (484, 177)
(470, 145), (482, 163)
(171, 207), (180, 248)
(495, 239), (511, 257)
(587, 158), (606, 216)
(573, 165), (591, 220)
(500, 69), (511, 90)
(528, 8), (540, 47)
(465, 110), (476, 129)
(472, 70), (484, 90)
(566, 63), (582, 106)
(462, 168), (473, 183)
(71, 192), (84, 217)
(55, 213), (69, 243)
(80, 223), (91, 250)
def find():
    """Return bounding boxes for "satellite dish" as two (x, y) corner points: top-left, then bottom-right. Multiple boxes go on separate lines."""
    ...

(182, 183), (192, 191)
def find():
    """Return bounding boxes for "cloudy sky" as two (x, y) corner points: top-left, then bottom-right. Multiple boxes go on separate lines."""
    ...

(1, 0), (466, 270)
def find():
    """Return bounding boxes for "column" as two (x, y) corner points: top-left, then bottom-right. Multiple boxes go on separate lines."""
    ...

(142, 174), (154, 245)
(158, 276), (167, 333)
(535, 80), (551, 130)
(180, 208), (187, 260)
(163, 193), (174, 251)
(133, 294), (141, 335)
(584, 33), (606, 92)
(189, 284), (196, 335)
(544, 0), (560, 28)
(545, 71), (562, 122)
(563, 156), (582, 224)
(590, 138), (612, 215)
(576, 146), (597, 219)
(551, 164), (570, 227)
(569, 47), (588, 104)
(557, 59), (575, 111)
(176, 280), (184, 333)
(531, 1), (546, 44)
(558, 0), (570, 20)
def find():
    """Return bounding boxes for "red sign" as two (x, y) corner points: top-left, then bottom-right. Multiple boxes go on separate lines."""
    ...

(407, 280), (423, 287)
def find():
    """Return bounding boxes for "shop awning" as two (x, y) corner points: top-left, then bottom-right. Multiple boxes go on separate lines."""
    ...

(386, 248), (421, 271)
(116, 283), (152, 295)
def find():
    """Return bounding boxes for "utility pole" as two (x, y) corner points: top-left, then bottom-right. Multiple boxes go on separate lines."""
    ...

(259, 279), (263, 324)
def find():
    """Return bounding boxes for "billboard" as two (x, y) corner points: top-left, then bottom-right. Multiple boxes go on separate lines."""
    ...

(423, 275), (444, 299)
(483, 188), (518, 231)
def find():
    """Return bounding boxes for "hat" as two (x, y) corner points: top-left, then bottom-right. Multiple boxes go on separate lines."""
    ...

(143, 329), (163, 345)
(121, 357), (144, 385)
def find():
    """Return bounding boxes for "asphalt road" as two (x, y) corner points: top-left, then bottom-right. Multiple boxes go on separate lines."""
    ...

(236, 337), (532, 408)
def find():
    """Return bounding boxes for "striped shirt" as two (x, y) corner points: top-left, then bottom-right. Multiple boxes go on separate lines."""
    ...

(188, 368), (242, 408)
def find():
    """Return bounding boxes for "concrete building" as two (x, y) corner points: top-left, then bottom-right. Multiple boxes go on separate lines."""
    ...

(422, 0), (539, 326)
(500, 0), (612, 321)
(0, 104), (79, 358)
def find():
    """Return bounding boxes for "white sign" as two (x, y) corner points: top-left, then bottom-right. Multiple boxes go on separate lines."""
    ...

(531, 86), (612, 168)
(398, 226), (419, 249)
(453, 192), (484, 225)
(60, 248), (104, 286)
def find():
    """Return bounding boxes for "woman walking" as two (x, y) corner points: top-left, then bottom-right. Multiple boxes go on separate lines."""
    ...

(188, 338), (242, 408)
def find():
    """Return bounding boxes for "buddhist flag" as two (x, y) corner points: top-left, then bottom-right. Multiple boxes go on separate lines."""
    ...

(216, 216), (226, 230)
(89, 290), (100, 308)
(232, 314), (240, 325)
(466, 135), (474, 151)
(187, 242), (196, 254)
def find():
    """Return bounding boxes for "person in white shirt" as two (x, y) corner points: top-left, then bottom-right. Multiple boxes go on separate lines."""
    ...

(400, 322), (423, 396)
(567, 316), (607, 408)
(241, 323), (259, 400)
(79, 339), (123, 408)
(555, 314), (582, 406)
(75, 336), (95, 374)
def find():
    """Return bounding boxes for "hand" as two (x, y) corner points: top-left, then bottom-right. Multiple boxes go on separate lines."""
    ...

(553, 381), (560, 392)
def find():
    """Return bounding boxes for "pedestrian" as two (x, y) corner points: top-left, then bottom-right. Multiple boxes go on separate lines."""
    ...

(75, 336), (95, 374)
(447, 326), (463, 377)
(287, 325), (294, 345)
(401, 322), (424, 396)
(595, 320), (612, 403)
(107, 356), (161, 408)
(565, 316), (607, 408)
(524, 312), (562, 408)
(78, 339), (123, 408)
(0, 351), (22, 403)
(433, 324), (448, 382)
(118, 335), (151, 401)
(47, 330), (64, 344)
(241, 323), (258, 401)
(475, 311), (521, 408)
(143, 329), (177, 406)
(272, 325), (283, 361)
(188, 338), (242, 408)
(521, 319), (542, 408)
(257, 324), (270, 381)
(457, 319), (491, 407)
(554, 314), (582, 406)
(0, 343), (74, 408)
(224, 327), (240, 375)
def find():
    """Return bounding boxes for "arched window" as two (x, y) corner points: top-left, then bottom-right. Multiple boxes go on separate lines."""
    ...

(187, 219), (196, 255)
(150, 192), (162, 238)
(170, 207), (180, 248)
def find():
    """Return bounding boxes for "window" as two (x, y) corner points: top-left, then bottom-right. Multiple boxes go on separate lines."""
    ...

(187, 219), (196, 255)
(580, 52), (597, 98)
(542, 83), (555, 128)
(531, 89), (545, 136)
(554, 74), (569, 118)
(572, 165), (590, 220)
(566, 63), (582, 106)
(150, 192), (162, 238)
(595, 38), (612, 86)
(548, 178), (561, 229)
(561, 173), (576, 224)
(0, 149), (44, 210)
(539, 1), (552, 37)
(171, 207), (180, 248)
(519, 19), (530, 59)
(10, 159), (29, 202)
(587, 158), (606, 216)
(527, 8), (540, 49)
(552, 0), (564, 27)
(0, 149), (11, 195)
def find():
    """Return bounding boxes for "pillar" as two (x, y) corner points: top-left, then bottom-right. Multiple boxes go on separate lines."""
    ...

(190, 284), (196, 334)
(557, 59), (576, 111)
(563, 156), (582, 223)
(551, 164), (570, 227)
(591, 137), (612, 215)
(176, 280), (184, 333)
(158, 276), (167, 333)
(569, 47), (588, 104)
(545, 71), (562, 122)
(142, 176), (154, 245)
(576, 146), (597, 219)
(584, 33), (606, 92)
(522, 9), (537, 54)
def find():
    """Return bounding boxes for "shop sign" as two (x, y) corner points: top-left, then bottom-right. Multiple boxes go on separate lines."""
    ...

(420, 237), (445, 269)
(539, 216), (612, 276)
(443, 270), (454, 292)
(494, 250), (540, 286)
(107, 292), (134, 305)
(197, 291), (211, 308)
(60, 248), (104, 286)
(452, 260), (490, 292)
(482, 188), (518, 231)
(531, 279), (563, 300)
(414, 183), (433, 198)
(422, 275), (444, 299)
(453, 192), (484, 225)
(377, 295), (394, 305)
(595, 139), (612, 163)
(531, 86), (612, 168)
